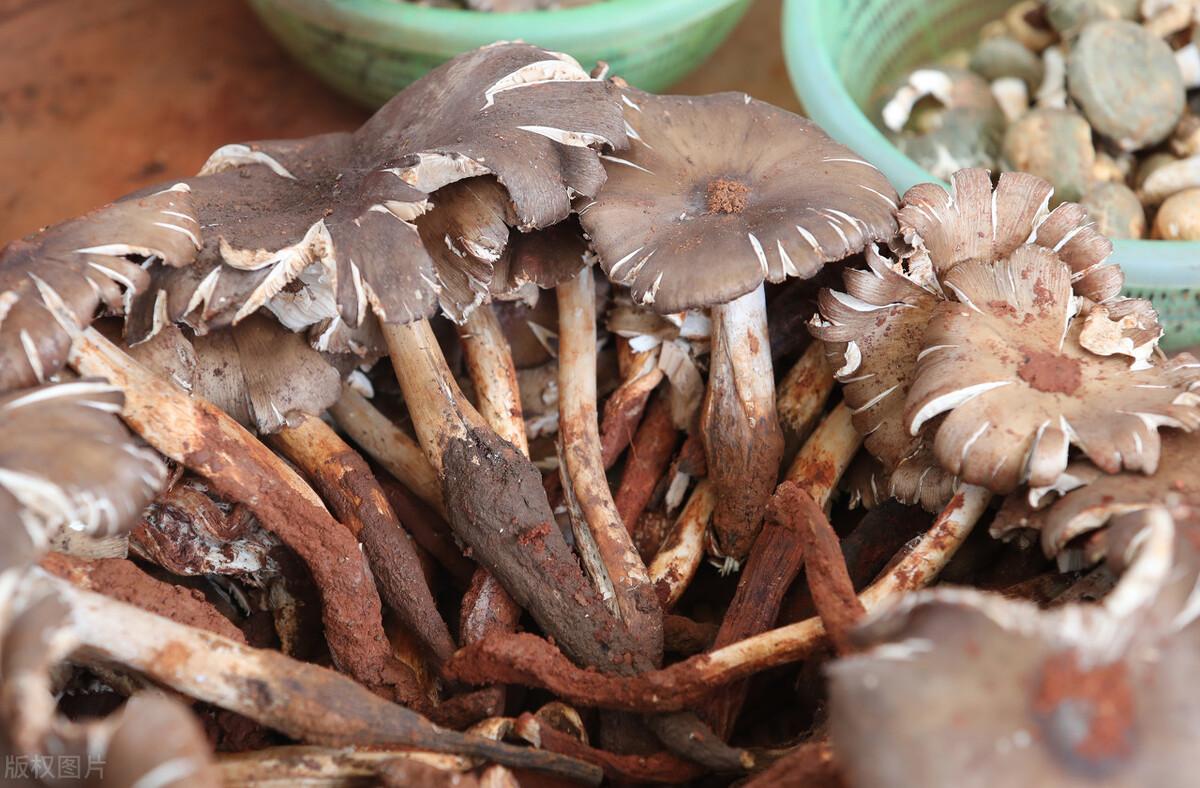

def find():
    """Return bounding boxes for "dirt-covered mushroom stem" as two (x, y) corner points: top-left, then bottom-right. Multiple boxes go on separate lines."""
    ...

(701, 284), (784, 569)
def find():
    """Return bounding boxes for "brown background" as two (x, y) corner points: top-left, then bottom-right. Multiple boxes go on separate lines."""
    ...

(0, 0), (796, 243)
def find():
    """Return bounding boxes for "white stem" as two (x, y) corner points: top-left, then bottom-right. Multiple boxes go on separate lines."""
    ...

(328, 384), (446, 517)
(701, 284), (784, 562)
(783, 402), (861, 507)
(458, 305), (529, 456)
(776, 341), (835, 441)
(649, 479), (715, 609)
(557, 269), (660, 657)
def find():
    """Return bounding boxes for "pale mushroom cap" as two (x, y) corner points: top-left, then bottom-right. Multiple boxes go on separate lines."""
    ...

(0, 380), (167, 574)
(905, 251), (1200, 494)
(0, 184), (199, 393)
(581, 90), (899, 313)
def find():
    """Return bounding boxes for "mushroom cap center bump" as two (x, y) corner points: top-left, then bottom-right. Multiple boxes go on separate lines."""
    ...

(1017, 348), (1084, 394)
(705, 178), (750, 215)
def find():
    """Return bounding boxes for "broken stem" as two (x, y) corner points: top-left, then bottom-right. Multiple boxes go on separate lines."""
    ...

(701, 285), (785, 567)
(68, 326), (420, 702)
(448, 484), (991, 713)
(269, 413), (457, 667)
(557, 269), (663, 665)
(382, 317), (643, 672)
(614, 390), (679, 544)
(648, 479), (715, 610)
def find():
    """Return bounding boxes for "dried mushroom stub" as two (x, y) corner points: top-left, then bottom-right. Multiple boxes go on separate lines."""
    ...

(581, 88), (898, 566)
(829, 504), (1200, 788)
(993, 427), (1200, 566)
(0, 183), (199, 393)
(0, 380), (166, 577)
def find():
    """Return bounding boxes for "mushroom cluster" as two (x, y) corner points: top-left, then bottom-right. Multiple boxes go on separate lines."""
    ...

(881, 0), (1200, 239)
(6, 35), (1200, 788)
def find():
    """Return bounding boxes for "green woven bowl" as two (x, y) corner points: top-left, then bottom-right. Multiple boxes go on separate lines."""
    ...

(783, 0), (1200, 349)
(248, 0), (751, 108)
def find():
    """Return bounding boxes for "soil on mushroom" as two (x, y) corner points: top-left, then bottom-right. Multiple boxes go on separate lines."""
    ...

(1034, 650), (1136, 772)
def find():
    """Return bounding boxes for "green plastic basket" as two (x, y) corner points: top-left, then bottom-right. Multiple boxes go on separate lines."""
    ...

(783, 0), (1200, 349)
(248, 0), (751, 108)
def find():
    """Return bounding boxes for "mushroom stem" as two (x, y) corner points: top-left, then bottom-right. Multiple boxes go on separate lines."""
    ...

(700, 403), (861, 736)
(456, 304), (527, 716)
(218, 746), (474, 787)
(6, 568), (603, 785)
(329, 385), (445, 516)
(66, 326), (421, 703)
(648, 479), (715, 609)
(557, 269), (663, 665)
(448, 484), (992, 712)
(599, 344), (664, 468)
(702, 284), (785, 568)
(613, 390), (680, 548)
(268, 413), (457, 667)
(381, 318), (643, 671)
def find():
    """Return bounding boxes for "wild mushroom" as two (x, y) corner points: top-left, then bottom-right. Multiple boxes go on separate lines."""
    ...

(0, 380), (166, 577)
(993, 426), (1200, 565)
(827, 505), (1200, 788)
(580, 88), (898, 568)
(0, 183), (199, 393)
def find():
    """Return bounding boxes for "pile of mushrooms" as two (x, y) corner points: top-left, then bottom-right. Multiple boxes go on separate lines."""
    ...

(880, 0), (1200, 240)
(4, 38), (1200, 788)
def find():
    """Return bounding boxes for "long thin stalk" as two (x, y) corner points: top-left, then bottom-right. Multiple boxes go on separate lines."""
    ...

(329, 385), (445, 516)
(270, 413), (457, 666)
(557, 270), (662, 665)
(382, 318), (642, 671)
(68, 326), (420, 703)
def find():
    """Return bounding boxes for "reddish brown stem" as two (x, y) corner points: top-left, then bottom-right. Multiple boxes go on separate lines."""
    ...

(614, 390), (679, 541)
(743, 741), (843, 788)
(40, 553), (244, 642)
(69, 327), (420, 703)
(376, 473), (475, 590)
(787, 484), (865, 655)
(270, 413), (457, 667)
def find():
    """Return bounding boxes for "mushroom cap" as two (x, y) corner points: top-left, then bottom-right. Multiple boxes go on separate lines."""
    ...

(994, 429), (1200, 562)
(137, 317), (341, 436)
(905, 250), (1200, 494)
(0, 381), (167, 575)
(830, 508), (1200, 788)
(580, 89), (898, 313)
(812, 246), (959, 511)
(0, 184), (199, 393)
(899, 168), (1123, 303)
(491, 218), (592, 297)
(126, 42), (625, 340)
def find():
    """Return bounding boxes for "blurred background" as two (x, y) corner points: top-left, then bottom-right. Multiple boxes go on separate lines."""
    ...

(0, 0), (795, 243)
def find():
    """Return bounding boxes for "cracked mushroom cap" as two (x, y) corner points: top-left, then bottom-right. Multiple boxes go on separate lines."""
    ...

(128, 318), (341, 436)
(905, 252), (1200, 494)
(126, 42), (626, 341)
(0, 184), (200, 393)
(829, 507), (1200, 788)
(579, 89), (899, 313)
(993, 427), (1200, 563)
(0, 381), (167, 576)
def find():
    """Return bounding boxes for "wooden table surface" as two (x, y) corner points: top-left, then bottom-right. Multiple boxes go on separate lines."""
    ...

(0, 0), (797, 244)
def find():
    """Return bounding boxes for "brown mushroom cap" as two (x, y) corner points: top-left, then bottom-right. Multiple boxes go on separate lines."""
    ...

(829, 508), (1200, 788)
(0, 381), (167, 575)
(492, 218), (592, 297)
(126, 42), (626, 341)
(905, 250), (1200, 494)
(134, 317), (341, 436)
(580, 89), (898, 313)
(995, 428), (1200, 561)
(0, 184), (199, 392)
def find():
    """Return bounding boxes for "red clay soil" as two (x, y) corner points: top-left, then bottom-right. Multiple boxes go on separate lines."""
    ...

(1034, 650), (1135, 766)
(789, 486), (866, 655)
(614, 390), (680, 541)
(41, 553), (245, 642)
(742, 741), (844, 788)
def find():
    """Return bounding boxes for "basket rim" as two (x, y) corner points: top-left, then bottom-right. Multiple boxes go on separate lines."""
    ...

(254, 0), (746, 41)
(782, 0), (1200, 290)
